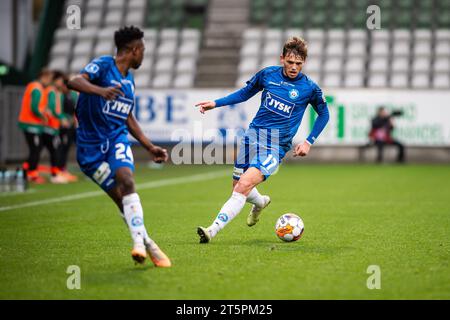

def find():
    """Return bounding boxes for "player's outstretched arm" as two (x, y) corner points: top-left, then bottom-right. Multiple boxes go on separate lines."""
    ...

(126, 112), (168, 163)
(195, 100), (216, 114)
(67, 74), (124, 100)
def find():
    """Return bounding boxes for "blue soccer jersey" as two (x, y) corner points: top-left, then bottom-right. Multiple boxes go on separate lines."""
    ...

(75, 55), (136, 191)
(76, 55), (135, 147)
(214, 66), (329, 180)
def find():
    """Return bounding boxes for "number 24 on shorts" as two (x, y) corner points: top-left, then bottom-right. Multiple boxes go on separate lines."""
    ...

(115, 143), (134, 164)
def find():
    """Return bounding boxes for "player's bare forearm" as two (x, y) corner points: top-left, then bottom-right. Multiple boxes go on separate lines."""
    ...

(126, 113), (154, 151)
(68, 74), (123, 100)
(127, 113), (169, 163)
(67, 74), (102, 95)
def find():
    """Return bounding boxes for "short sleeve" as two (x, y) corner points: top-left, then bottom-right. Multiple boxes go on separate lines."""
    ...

(80, 57), (109, 82)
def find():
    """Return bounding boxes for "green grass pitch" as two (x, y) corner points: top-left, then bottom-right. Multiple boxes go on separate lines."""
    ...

(0, 164), (449, 299)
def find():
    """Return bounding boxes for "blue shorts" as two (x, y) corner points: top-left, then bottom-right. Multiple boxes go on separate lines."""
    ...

(233, 129), (287, 181)
(77, 135), (135, 192)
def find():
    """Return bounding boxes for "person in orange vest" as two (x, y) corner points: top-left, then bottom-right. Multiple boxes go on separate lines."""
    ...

(18, 68), (53, 184)
(57, 74), (78, 182)
(42, 70), (70, 184)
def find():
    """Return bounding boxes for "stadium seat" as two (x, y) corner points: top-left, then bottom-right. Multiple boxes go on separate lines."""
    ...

(262, 41), (282, 57)
(433, 57), (450, 73)
(391, 57), (410, 72)
(324, 57), (343, 73)
(94, 40), (114, 56)
(152, 74), (173, 88)
(73, 39), (93, 56)
(86, 0), (104, 10)
(411, 73), (430, 88)
(157, 40), (178, 57)
(369, 57), (389, 73)
(303, 57), (321, 73)
(70, 56), (90, 73)
(174, 73), (195, 88)
(107, 0), (126, 11)
(412, 57), (430, 73)
(125, 10), (145, 27)
(260, 56), (279, 69)
(306, 41), (324, 58)
(76, 27), (98, 40)
(326, 40), (345, 57)
(241, 41), (261, 57)
(98, 27), (117, 40)
(179, 41), (199, 57)
(154, 57), (175, 73)
(344, 72), (364, 87)
(413, 40), (432, 56)
(243, 29), (263, 41)
(176, 58), (197, 73)
(84, 10), (103, 27)
(368, 73), (388, 87)
(105, 10), (123, 27)
(238, 57), (259, 74)
(181, 29), (201, 42)
(347, 42), (366, 56)
(433, 73), (450, 88)
(371, 40), (390, 56)
(160, 29), (179, 41)
(345, 57), (365, 72)
(322, 73), (341, 87)
(138, 55), (153, 72)
(390, 73), (409, 88)
(49, 57), (69, 72)
(51, 39), (73, 57)
(435, 41), (450, 57)
(134, 73), (152, 88)
(284, 29), (304, 40)
(392, 41), (410, 56)
(128, 0), (146, 10)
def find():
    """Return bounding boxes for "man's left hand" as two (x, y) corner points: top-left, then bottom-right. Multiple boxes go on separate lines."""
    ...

(149, 145), (169, 163)
(293, 141), (311, 157)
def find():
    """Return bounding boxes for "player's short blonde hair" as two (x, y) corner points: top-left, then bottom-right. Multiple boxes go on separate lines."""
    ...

(282, 37), (308, 60)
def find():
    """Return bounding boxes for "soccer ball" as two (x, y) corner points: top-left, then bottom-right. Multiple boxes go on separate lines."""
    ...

(275, 213), (304, 242)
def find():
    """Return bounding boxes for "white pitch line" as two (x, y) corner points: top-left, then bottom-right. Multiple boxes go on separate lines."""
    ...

(0, 170), (229, 212)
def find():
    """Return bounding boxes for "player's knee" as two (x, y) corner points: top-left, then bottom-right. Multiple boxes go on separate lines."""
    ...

(118, 177), (135, 195)
(233, 179), (254, 196)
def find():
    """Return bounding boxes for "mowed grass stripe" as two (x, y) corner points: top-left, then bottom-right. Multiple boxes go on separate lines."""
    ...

(0, 170), (229, 213)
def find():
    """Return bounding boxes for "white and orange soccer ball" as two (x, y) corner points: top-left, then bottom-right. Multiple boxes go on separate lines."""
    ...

(275, 213), (304, 242)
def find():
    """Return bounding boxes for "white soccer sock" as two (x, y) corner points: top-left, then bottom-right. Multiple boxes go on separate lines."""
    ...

(122, 193), (148, 245)
(208, 191), (247, 237)
(119, 210), (155, 248)
(246, 187), (265, 208)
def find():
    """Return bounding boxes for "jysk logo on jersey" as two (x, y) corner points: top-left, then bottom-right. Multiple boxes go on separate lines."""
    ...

(264, 91), (295, 118)
(102, 96), (133, 120)
(289, 89), (299, 100)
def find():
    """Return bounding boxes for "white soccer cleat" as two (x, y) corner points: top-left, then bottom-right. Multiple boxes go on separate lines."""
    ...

(131, 242), (147, 265)
(247, 195), (271, 227)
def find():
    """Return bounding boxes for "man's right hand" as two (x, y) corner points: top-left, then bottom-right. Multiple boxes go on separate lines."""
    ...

(195, 101), (216, 114)
(99, 84), (124, 101)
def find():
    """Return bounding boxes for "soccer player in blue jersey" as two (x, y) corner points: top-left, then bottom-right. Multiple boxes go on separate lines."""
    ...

(68, 26), (171, 267)
(195, 37), (329, 243)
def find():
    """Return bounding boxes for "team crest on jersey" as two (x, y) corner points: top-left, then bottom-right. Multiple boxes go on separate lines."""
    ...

(85, 63), (100, 74)
(264, 91), (295, 118)
(289, 89), (299, 100)
(102, 96), (133, 120)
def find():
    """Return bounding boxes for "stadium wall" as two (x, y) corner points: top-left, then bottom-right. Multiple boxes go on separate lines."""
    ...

(1, 86), (449, 164)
